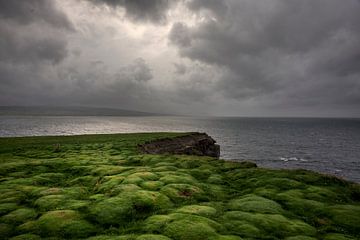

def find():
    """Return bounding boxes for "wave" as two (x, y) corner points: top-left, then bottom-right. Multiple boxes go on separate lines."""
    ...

(279, 157), (308, 162)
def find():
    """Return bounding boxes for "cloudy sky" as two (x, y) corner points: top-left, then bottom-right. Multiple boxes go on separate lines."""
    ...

(1, 0), (360, 117)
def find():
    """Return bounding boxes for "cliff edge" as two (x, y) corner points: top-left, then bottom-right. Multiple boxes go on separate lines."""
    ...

(138, 132), (220, 158)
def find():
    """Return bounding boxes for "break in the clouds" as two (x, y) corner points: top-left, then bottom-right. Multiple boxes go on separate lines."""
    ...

(0, 0), (360, 117)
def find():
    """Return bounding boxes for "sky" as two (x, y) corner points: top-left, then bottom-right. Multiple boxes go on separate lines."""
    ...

(0, 0), (360, 117)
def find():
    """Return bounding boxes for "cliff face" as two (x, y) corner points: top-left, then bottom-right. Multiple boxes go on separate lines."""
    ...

(138, 132), (220, 158)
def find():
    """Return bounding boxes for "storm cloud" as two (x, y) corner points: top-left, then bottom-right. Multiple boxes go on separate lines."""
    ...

(90, 0), (174, 24)
(1, 0), (360, 117)
(170, 0), (360, 112)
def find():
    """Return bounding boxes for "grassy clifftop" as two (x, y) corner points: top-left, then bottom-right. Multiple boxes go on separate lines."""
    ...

(0, 133), (359, 240)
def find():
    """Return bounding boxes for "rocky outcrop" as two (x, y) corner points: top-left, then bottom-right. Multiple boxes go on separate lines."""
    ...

(138, 133), (220, 158)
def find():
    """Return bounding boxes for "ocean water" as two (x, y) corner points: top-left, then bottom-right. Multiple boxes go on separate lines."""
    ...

(0, 116), (359, 183)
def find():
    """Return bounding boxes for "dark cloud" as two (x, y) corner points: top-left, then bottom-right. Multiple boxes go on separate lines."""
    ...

(169, 0), (360, 112)
(91, 0), (173, 23)
(0, 0), (73, 105)
(0, 0), (72, 28)
(0, 0), (73, 64)
(186, 0), (228, 18)
(0, 56), (155, 108)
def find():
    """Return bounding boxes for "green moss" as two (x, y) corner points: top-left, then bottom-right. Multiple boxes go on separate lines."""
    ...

(285, 236), (317, 240)
(90, 196), (132, 225)
(140, 181), (164, 191)
(160, 184), (205, 203)
(0, 223), (13, 238)
(223, 211), (316, 238)
(136, 234), (171, 240)
(323, 233), (357, 240)
(190, 169), (212, 180)
(159, 174), (197, 185)
(34, 195), (88, 211)
(87, 235), (135, 240)
(327, 205), (360, 232)
(0, 189), (26, 203)
(227, 194), (283, 214)
(143, 214), (172, 232)
(16, 220), (38, 233)
(128, 172), (159, 181)
(128, 190), (173, 215)
(91, 165), (130, 176)
(31, 173), (66, 185)
(122, 176), (144, 185)
(207, 174), (224, 184)
(9, 234), (41, 240)
(175, 205), (217, 217)
(36, 210), (96, 238)
(0, 133), (359, 239)
(1, 207), (37, 225)
(69, 175), (98, 186)
(152, 166), (179, 172)
(164, 218), (218, 240)
(305, 186), (338, 202)
(98, 176), (126, 193)
(213, 235), (243, 240)
(223, 221), (262, 238)
(0, 203), (18, 215)
(91, 190), (172, 225)
(108, 184), (142, 196)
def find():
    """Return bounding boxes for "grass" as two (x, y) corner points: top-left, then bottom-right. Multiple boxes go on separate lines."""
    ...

(0, 132), (359, 239)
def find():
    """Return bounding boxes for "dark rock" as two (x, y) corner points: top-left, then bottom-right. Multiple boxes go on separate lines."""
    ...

(138, 133), (220, 158)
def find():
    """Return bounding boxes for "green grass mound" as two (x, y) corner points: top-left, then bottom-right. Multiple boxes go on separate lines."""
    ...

(87, 235), (133, 240)
(285, 236), (317, 240)
(1, 208), (37, 224)
(136, 234), (171, 240)
(160, 184), (206, 203)
(163, 218), (218, 240)
(174, 204), (217, 217)
(9, 233), (41, 240)
(91, 190), (172, 225)
(34, 194), (88, 211)
(327, 205), (360, 233)
(0, 223), (13, 238)
(227, 194), (283, 214)
(223, 211), (316, 238)
(35, 210), (96, 238)
(213, 235), (243, 240)
(323, 233), (357, 240)
(0, 203), (18, 215)
(0, 133), (359, 239)
(140, 181), (165, 191)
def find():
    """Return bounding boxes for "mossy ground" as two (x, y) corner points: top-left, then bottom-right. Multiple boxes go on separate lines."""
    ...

(0, 133), (359, 239)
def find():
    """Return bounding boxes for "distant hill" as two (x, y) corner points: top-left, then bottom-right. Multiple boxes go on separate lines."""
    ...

(0, 106), (158, 116)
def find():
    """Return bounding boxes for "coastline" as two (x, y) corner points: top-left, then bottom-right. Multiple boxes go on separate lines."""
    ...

(0, 133), (359, 239)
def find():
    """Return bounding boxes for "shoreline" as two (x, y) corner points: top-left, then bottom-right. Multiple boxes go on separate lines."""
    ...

(0, 133), (359, 239)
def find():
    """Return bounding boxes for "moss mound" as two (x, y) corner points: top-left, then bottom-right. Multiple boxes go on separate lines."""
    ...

(91, 190), (172, 225)
(9, 234), (41, 240)
(1, 208), (37, 224)
(35, 210), (96, 238)
(223, 211), (316, 238)
(227, 194), (283, 214)
(136, 234), (171, 240)
(175, 204), (217, 217)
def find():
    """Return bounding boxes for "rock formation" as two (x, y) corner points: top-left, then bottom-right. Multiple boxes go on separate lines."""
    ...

(138, 133), (220, 158)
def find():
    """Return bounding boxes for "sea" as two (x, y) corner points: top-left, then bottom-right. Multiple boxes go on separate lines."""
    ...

(0, 116), (359, 183)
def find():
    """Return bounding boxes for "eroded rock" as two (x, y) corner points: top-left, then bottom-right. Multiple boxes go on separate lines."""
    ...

(138, 133), (220, 158)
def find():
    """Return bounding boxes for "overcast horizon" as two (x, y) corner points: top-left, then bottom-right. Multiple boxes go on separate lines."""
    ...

(1, 0), (360, 117)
